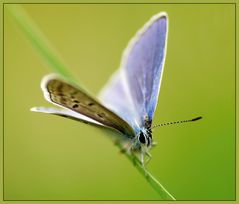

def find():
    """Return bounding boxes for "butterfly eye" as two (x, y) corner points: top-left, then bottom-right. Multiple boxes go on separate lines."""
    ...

(139, 132), (146, 144)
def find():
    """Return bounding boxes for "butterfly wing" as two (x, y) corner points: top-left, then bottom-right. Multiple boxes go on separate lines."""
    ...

(99, 71), (141, 133)
(99, 13), (168, 128)
(35, 74), (135, 138)
(31, 107), (103, 126)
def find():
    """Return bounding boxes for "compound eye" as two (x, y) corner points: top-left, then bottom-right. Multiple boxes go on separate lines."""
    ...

(139, 132), (146, 144)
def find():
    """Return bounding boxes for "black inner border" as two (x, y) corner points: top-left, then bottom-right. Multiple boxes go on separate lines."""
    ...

(2, 2), (237, 201)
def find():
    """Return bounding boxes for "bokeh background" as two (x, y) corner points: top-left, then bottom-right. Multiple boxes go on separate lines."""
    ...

(4, 4), (235, 200)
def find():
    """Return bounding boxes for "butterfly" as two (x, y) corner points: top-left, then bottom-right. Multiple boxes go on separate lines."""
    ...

(31, 12), (201, 165)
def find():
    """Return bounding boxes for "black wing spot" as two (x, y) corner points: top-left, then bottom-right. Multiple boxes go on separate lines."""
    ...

(88, 102), (94, 106)
(97, 113), (103, 118)
(73, 100), (80, 103)
(97, 113), (106, 118)
(72, 104), (79, 109)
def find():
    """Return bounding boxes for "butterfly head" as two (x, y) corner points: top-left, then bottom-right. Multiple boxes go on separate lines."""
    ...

(138, 127), (152, 148)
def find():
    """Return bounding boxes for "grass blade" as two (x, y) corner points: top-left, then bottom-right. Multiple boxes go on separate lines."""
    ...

(117, 142), (176, 200)
(6, 4), (76, 84)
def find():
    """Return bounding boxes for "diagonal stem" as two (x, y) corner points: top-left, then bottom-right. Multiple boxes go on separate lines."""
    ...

(6, 4), (77, 84)
(7, 4), (176, 200)
(117, 142), (176, 200)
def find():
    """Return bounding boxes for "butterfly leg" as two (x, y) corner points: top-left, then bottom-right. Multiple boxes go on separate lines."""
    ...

(120, 138), (136, 154)
(140, 152), (145, 167)
(145, 151), (152, 165)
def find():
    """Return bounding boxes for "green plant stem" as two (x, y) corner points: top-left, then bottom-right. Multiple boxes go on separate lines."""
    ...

(116, 142), (175, 200)
(7, 4), (176, 200)
(7, 4), (77, 84)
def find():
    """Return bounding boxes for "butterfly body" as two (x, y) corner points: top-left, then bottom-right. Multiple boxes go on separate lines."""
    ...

(32, 12), (168, 165)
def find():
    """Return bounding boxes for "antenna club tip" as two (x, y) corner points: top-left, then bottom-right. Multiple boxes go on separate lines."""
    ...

(191, 116), (202, 121)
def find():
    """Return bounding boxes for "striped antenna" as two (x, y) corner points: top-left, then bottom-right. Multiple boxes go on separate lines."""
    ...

(151, 116), (202, 129)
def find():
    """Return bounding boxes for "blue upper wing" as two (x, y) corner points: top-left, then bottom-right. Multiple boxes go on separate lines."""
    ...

(99, 71), (141, 133)
(99, 13), (168, 131)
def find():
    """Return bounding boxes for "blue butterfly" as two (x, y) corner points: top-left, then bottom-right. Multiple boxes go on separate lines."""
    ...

(31, 13), (201, 165)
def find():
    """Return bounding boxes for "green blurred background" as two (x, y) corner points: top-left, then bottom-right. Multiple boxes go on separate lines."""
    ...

(4, 4), (235, 200)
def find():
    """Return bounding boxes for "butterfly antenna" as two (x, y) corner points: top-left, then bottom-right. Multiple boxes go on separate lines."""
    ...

(151, 116), (202, 130)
